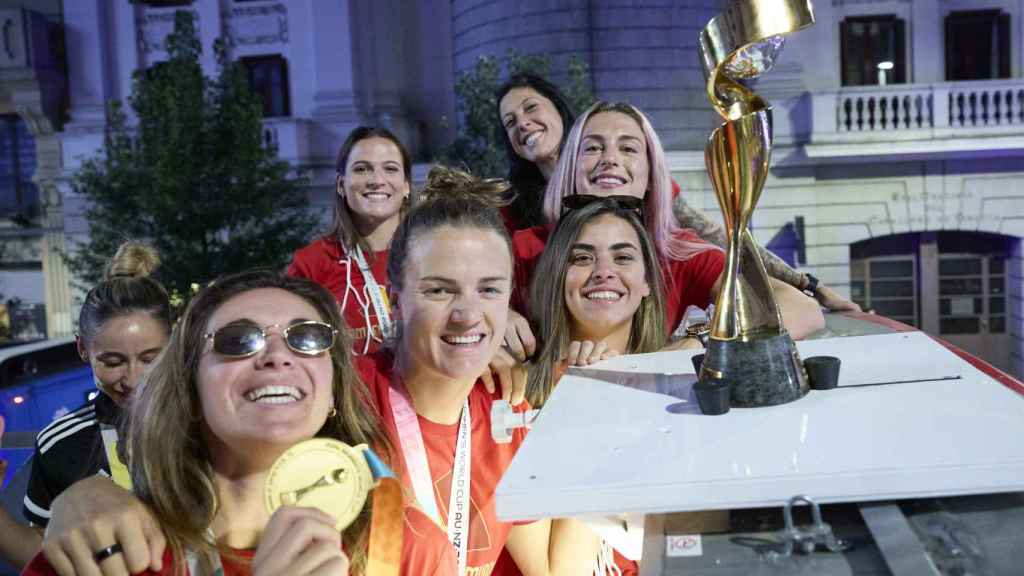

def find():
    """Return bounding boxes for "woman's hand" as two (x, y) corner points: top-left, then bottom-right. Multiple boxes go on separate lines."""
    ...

(814, 285), (862, 313)
(564, 341), (619, 367)
(502, 308), (536, 362)
(42, 476), (166, 576)
(482, 346), (528, 405)
(253, 507), (348, 576)
(481, 308), (534, 405)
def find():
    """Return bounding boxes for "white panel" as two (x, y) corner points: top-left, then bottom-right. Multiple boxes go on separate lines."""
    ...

(496, 332), (1024, 521)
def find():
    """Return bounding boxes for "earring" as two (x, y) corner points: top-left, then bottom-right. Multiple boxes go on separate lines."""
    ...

(327, 407), (338, 418)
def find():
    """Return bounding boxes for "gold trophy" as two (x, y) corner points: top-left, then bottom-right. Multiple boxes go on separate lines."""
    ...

(697, 0), (815, 407)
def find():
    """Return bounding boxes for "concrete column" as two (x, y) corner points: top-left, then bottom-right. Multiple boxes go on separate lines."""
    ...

(62, 0), (113, 129)
(919, 236), (939, 335)
(15, 102), (72, 337)
(297, 0), (361, 124)
(911, 0), (943, 83)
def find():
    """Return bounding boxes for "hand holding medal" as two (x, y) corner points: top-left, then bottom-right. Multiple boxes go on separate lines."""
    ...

(263, 439), (404, 575)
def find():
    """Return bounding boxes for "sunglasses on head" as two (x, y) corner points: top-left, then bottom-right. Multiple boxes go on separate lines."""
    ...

(204, 320), (338, 358)
(561, 194), (644, 216)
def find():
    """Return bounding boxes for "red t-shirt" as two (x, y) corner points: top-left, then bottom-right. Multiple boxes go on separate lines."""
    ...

(287, 236), (391, 354)
(21, 505), (456, 576)
(358, 351), (531, 576)
(511, 226), (724, 335)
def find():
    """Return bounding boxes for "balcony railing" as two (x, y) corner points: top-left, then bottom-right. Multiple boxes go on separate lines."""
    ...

(807, 78), (1024, 156)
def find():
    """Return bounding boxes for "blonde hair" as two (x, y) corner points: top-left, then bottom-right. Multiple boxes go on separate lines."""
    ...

(542, 102), (719, 265)
(129, 271), (388, 574)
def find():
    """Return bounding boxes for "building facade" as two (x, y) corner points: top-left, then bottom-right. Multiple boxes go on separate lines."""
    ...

(1, 0), (1022, 377)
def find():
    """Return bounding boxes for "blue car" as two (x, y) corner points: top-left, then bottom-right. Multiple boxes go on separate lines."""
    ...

(1, 338), (96, 489)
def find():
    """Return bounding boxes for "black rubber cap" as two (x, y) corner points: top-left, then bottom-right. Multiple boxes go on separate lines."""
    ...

(805, 355), (841, 390)
(694, 378), (730, 415)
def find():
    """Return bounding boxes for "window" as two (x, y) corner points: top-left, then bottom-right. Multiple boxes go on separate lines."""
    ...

(241, 55), (290, 118)
(840, 15), (906, 86)
(945, 10), (1010, 81)
(0, 115), (39, 220)
(849, 255), (917, 327)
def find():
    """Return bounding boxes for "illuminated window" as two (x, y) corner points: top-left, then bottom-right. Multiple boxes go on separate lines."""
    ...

(840, 15), (906, 86)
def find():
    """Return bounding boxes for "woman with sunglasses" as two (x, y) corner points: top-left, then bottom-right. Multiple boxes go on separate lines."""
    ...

(352, 166), (599, 575)
(23, 271), (456, 575)
(0, 242), (171, 571)
(289, 126), (415, 355)
(496, 74), (859, 316)
(509, 102), (825, 358)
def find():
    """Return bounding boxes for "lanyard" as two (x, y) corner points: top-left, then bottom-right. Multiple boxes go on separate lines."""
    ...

(389, 384), (471, 575)
(353, 246), (393, 341)
(186, 446), (402, 576)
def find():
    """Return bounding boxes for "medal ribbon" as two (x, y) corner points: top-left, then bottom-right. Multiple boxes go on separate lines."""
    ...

(389, 385), (471, 575)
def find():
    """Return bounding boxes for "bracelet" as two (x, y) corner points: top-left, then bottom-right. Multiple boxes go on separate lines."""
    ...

(803, 273), (820, 297)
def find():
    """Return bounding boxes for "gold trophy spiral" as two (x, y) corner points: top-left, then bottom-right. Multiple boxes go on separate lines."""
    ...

(697, 0), (815, 407)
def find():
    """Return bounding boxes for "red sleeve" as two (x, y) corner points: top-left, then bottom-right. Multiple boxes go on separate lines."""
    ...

(20, 553), (58, 576)
(510, 227), (549, 316)
(663, 248), (725, 333)
(286, 244), (314, 279)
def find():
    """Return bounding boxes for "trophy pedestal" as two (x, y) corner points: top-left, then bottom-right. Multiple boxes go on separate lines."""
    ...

(701, 332), (808, 407)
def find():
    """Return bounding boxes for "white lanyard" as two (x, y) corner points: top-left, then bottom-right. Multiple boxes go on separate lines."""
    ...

(389, 385), (471, 575)
(353, 246), (393, 341)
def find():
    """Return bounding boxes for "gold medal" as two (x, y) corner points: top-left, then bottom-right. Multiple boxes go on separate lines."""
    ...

(264, 438), (374, 531)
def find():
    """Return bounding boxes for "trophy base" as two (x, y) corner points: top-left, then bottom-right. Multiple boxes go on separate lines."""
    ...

(699, 332), (809, 407)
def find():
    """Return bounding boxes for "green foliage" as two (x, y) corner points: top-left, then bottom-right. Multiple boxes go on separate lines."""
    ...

(67, 12), (316, 299)
(439, 49), (596, 178)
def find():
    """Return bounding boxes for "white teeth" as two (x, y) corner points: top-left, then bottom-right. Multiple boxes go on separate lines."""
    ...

(442, 334), (485, 345)
(586, 291), (622, 301)
(245, 385), (304, 403)
(524, 132), (542, 147)
(594, 176), (626, 185)
(364, 192), (390, 200)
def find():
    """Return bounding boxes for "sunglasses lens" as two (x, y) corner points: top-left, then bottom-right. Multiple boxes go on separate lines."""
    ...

(213, 324), (264, 357)
(287, 323), (335, 354)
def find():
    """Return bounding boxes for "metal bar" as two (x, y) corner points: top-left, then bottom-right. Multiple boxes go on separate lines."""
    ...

(859, 503), (941, 576)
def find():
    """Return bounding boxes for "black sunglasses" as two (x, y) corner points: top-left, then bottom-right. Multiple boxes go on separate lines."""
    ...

(561, 194), (644, 216)
(204, 321), (338, 358)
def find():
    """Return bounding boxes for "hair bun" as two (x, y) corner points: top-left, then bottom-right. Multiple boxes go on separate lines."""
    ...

(421, 165), (511, 208)
(104, 242), (161, 280)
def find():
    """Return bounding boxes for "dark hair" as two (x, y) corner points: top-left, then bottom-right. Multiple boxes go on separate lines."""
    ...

(330, 126), (415, 254)
(495, 73), (576, 230)
(130, 269), (388, 574)
(527, 203), (666, 406)
(387, 166), (513, 292)
(78, 242), (171, 347)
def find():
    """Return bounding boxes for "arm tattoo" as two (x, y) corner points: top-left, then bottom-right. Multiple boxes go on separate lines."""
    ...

(674, 196), (807, 290)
